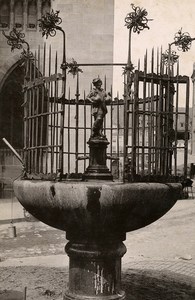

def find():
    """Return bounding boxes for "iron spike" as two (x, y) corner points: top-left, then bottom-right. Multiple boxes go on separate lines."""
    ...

(38, 45), (40, 77)
(117, 91), (119, 100)
(177, 59), (179, 77)
(43, 42), (46, 76)
(49, 44), (51, 77)
(157, 47), (159, 75)
(138, 58), (140, 71)
(160, 46), (163, 75)
(151, 47), (154, 73)
(34, 50), (37, 79)
(144, 49), (147, 74)
(55, 51), (58, 74)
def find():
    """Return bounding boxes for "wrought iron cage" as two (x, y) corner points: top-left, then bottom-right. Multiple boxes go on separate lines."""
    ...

(22, 45), (189, 183)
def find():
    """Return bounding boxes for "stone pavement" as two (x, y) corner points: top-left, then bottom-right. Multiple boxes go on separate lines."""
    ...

(0, 199), (195, 280)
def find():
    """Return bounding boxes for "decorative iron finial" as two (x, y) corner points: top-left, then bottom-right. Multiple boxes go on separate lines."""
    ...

(162, 49), (179, 66)
(173, 28), (195, 52)
(39, 10), (66, 66)
(67, 59), (83, 77)
(122, 62), (134, 75)
(2, 27), (33, 59)
(125, 3), (152, 34)
(38, 9), (62, 38)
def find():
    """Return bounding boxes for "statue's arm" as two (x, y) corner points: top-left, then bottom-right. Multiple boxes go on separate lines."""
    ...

(86, 91), (94, 102)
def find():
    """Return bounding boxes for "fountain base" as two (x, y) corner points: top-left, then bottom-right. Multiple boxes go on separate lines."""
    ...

(13, 179), (182, 300)
(64, 241), (126, 300)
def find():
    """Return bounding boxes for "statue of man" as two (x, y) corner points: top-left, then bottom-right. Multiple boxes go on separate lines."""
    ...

(86, 78), (111, 138)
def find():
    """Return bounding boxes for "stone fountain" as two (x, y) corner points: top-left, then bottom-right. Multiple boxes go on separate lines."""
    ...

(13, 73), (182, 299)
(7, 4), (190, 300)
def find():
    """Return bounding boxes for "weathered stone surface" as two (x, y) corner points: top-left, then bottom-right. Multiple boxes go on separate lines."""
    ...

(13, 180), (181, 239)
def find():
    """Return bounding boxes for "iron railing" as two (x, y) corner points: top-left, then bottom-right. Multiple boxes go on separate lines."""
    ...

(22, 45), (189, 182)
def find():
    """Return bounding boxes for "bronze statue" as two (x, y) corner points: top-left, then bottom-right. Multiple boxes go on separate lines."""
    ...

(86, 78), (111, 138)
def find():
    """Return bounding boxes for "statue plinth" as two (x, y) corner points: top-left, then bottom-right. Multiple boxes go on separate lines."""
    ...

(83, 136), (113, 181)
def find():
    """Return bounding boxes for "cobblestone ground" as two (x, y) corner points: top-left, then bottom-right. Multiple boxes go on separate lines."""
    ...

(0, 199), (195, 299)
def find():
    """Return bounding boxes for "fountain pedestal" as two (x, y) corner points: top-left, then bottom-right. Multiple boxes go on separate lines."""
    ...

(64, 241), (126, 300)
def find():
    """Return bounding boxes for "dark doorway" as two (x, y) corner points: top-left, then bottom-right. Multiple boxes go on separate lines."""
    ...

(0, 64), (25, 148)
(0, 63), (25, 198)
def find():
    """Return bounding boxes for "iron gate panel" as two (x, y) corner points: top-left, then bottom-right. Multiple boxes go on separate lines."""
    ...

(125, 70), (189, 182)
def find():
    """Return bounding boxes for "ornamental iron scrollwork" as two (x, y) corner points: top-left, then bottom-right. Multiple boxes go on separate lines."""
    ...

(67, 59), (83, 77)
(125, 3), (152, 33)
(2, 27), (33, 59)
(38, 9), (62, 38)
(173, 28), (195, 52)
(162, 49), (179, 66)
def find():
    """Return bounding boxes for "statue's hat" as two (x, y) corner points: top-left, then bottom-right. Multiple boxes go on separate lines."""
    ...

(92, 78), (102, 85)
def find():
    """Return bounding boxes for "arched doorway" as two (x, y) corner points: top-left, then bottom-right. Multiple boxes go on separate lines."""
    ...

(0, 63), (25, 198)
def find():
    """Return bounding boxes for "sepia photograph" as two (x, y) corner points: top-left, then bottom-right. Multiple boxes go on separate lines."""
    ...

(0, 0), (195, 299)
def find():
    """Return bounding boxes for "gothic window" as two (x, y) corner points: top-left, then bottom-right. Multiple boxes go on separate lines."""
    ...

(42, 0), (51, 15)
(27, 0), (37, 29)
(14, 0), (23, 28)
(0, 0), (10, 29)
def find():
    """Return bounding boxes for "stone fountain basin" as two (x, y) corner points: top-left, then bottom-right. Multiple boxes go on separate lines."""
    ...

(13, 180), (181, 240)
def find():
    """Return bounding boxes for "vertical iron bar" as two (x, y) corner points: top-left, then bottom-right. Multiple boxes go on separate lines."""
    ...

(23, 57), (30, 173)
(174, 61), (179, 176)
(132, 71), (139, 181)
(84, 90), (87, 171)
(124, 27), (132, 181)
(53, 52), (58, 173)
(56, 69), (59, 173)
(90, 82), (93, 136)
(45, 79), (49, 174)
(31, 52), (36, 173)
(123, 72), (128, 182)
(50, 84), (54, 173)
(147, 78), (152, 174)
(117, 91), (120, 179)
(159, 46), (164, 175)
(29, 59), (33, 173)
(40, 43), (46, 173)
(184, 77), (190, 178)
(68, 87), (70, 173)
(141, 52), (147, 176)
(35, 50), (39, 173)
(166, 43), (172, 176)
(46, 44), (51, 173)
(155, 47), (160, 173)
(59, 29), (66, 178)
(151, 48), (155, 174)
(110, 84), (113, 173)
(104, 75), (107, 136)
(75, 72), (80, 173)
